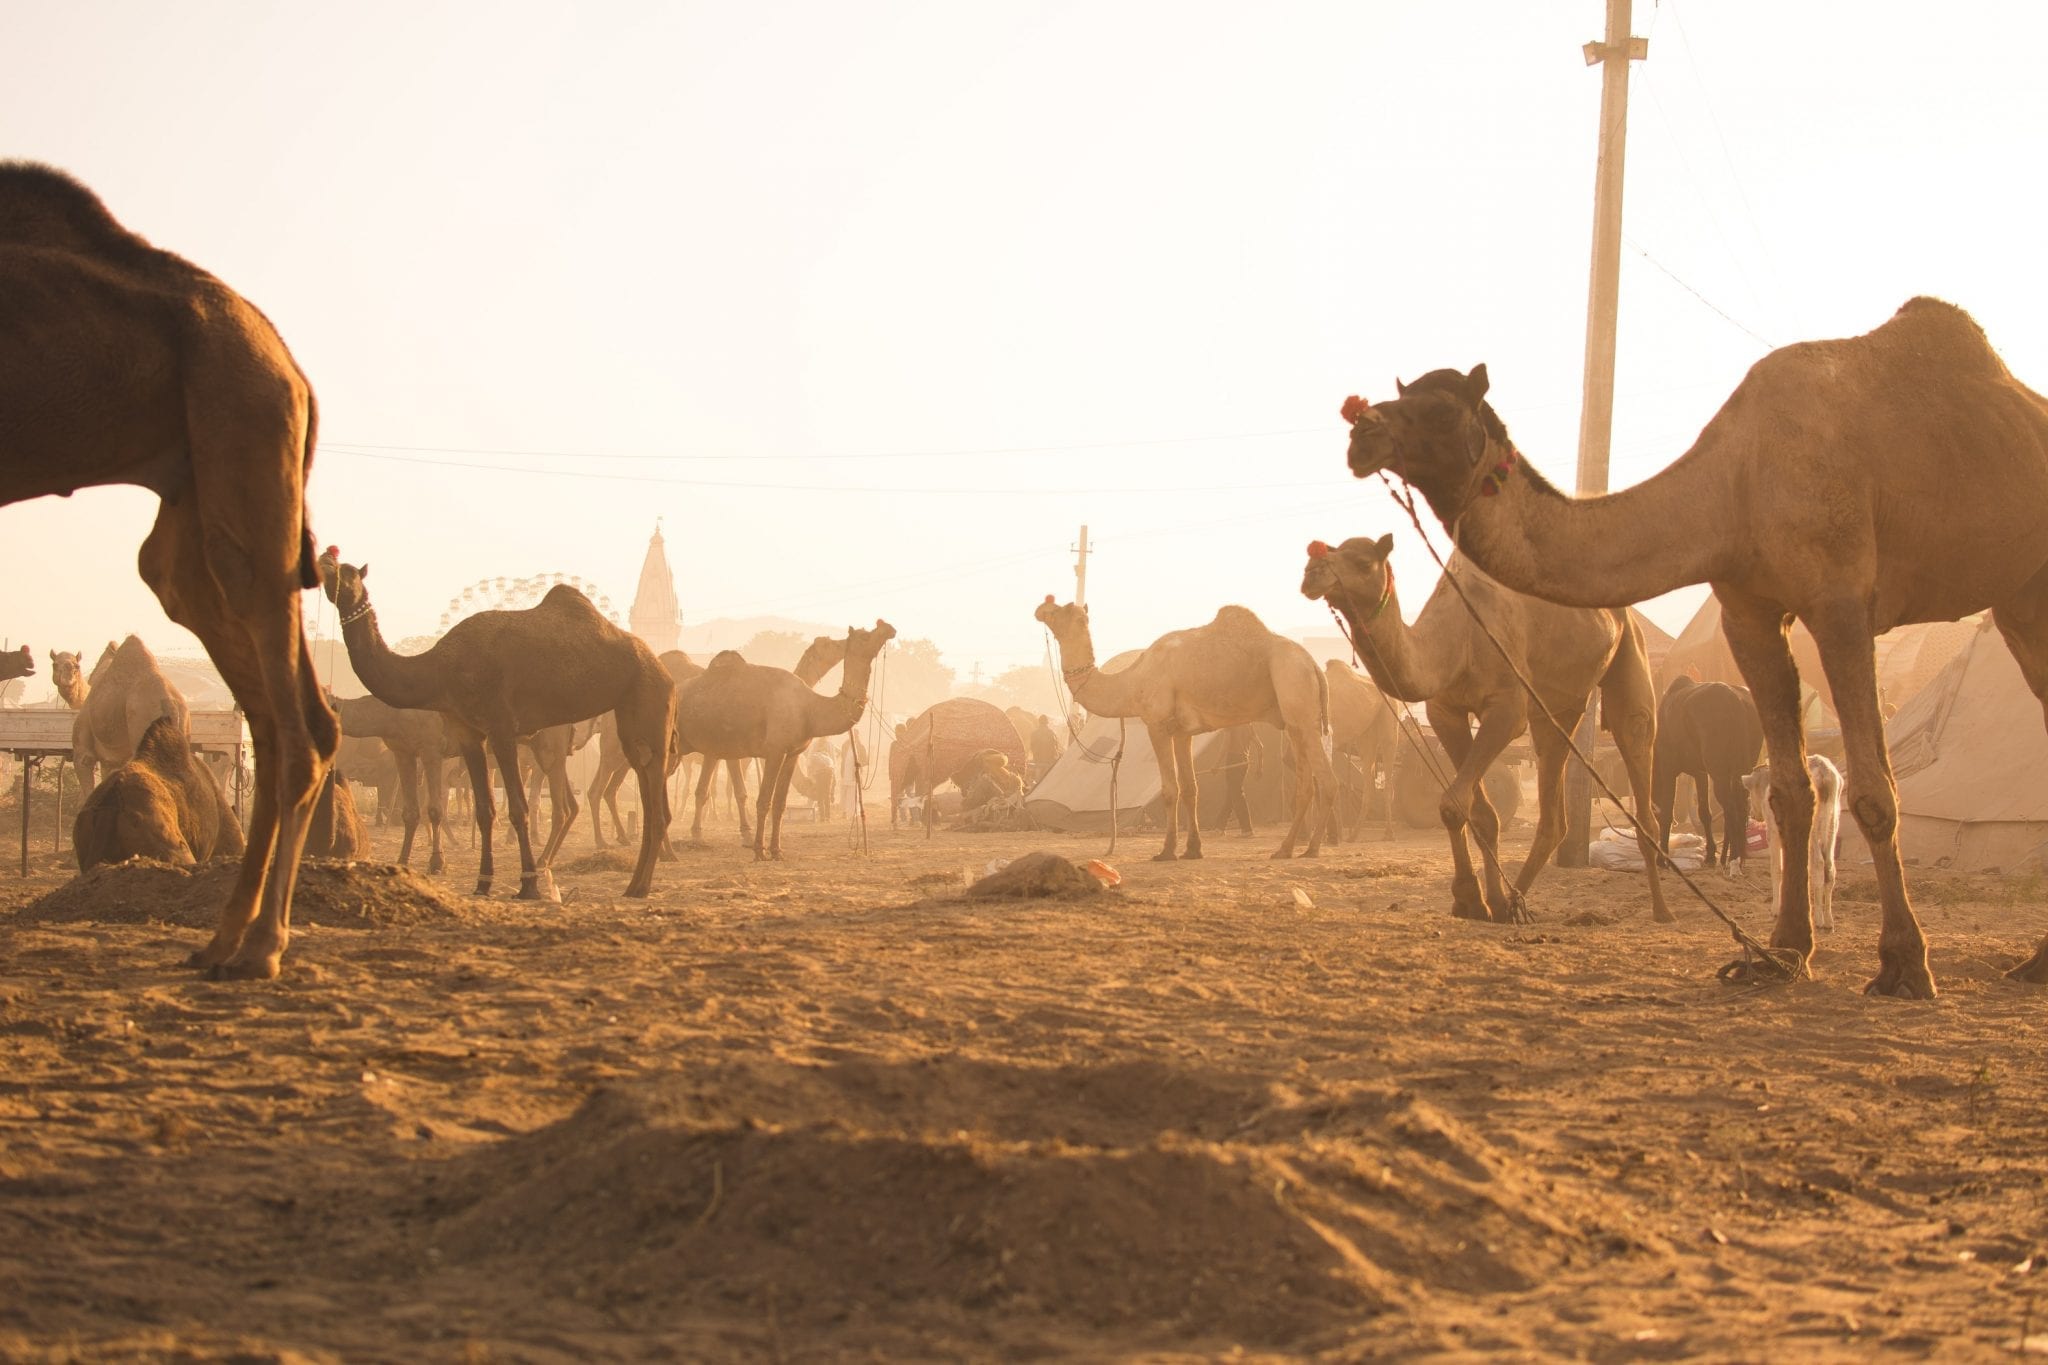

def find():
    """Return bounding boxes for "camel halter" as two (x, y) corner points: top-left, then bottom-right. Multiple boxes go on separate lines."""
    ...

(338, 597), (374, 628)
(1308, 542), (1393, 627)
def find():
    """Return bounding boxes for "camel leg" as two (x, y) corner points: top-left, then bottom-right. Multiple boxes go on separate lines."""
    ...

(1513, 721), (1571, 893)
(1720, 599), (1819, 974)
(1465, 771), (1518, 924)
(767, 750), (801, 860)
(750, 755), (780, 860)
(1693, 770), (1719, 865)
(689, 759), (715, 843)
(140, 493), (332, 980)
(486, 734), (546, 899)
(1598, 657), (1674, 924)
(422, 753), (446, 874)
(537, 762), (578, 868)
(1713, 767), (1750, 874)
(394, 747), (421, 868)
(1430, 700), (1521, 922)
(1271, 727), (1320, 859)
(1174, 733), (1202, 859)
(586, 743), (623, 849)
(1147, 728), (1180, 861)
(1992, 588), (2048, 981)
(1804, 598), (1933, 998)
(460, 743), (496, 895)
(730, 759), (754, 844)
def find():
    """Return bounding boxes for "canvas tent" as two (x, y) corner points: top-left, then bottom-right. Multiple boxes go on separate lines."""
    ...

(1886, 617), (2048, 872)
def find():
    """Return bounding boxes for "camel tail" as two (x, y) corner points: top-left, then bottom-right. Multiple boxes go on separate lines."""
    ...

(297, 387), (322, 591)
(1316, 666), (1330, 737)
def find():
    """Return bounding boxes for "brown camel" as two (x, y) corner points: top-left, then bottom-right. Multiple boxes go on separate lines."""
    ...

(51, 637), (190, 796)
(320, 553), (674, 899)
(1302, 536), (1669, 923)
(1034, 598), (1336, 861)
(303, 767), (369, 860)
(331, 694), (453, 872)
(73, 716), (245, 870)
(675, 622), (896, 859)
(2, 163), (336, 980)
(1325, 659), (1402, 838)
(1341, 298), (2048, 995)
(0, 645), (31, 687)
(1651, 677), (1764, 870)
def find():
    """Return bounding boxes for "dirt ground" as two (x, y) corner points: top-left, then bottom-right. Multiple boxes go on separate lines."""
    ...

(1, 797), (2045, 1363)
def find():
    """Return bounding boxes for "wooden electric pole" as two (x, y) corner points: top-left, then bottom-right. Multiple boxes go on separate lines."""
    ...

(1560, 0), (1647, 868)
(1073, 525), (1090, 606)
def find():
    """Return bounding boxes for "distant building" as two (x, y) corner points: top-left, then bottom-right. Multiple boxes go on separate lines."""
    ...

(629, 522), (682, 655)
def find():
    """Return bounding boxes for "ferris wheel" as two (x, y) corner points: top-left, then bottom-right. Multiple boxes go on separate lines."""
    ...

(437, 572), (621, 632)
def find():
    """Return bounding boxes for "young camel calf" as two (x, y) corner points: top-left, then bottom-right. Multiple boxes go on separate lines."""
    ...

(1743, 755), (1842, 931)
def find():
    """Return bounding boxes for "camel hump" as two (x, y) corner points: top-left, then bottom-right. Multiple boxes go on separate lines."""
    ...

(132, 715), (195, 771)
(707, 650), (747, 670)
(1209, 604), (1271, 634)
(537, 583), (601, 615)
(0, 162), (159, 260)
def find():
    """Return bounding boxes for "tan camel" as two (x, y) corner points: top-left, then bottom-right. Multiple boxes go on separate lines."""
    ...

(675, 622), (896, 859)
(1324, 659), (1401, 838)
(1341, 298), (2048, 995)
(331, 694), (453, 872)
(1301, 535), (1669, 923)
(73, 716), (244, 870)
(1034, 598), (1336, 861)
(671, 635), (850, 846)
(320, 553), (674, 899)
(51, 637), (190, 796)
(2, 163), (336, 980)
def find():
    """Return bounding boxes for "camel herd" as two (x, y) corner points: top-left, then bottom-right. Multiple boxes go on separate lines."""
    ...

(6, 161), (2048, 992)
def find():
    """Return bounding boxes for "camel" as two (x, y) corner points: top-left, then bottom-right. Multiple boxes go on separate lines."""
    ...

(51, 637), (190, 796)
(303, 766), (369, 860)
(1034, 598), (1335, 861)
(1302, 535), (1669, 923)
(674, 635), (851, 846)
(319, 553), (674, 899)
(331, 694), (453, 872)
(1325, 659), (1402, 838)
(1340, 298), (2048, 995)
(1652, 678), (1763, 870)
(588, 638), (845, 849)
(675, 621), (896, 860)
(1745, 756), (1841, 933)
(0, 645), (31, 687)
(73, 716), (245, 871)
(2, 163), (335, 979)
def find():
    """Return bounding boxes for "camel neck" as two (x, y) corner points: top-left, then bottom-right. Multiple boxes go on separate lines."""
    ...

(340, 601), (445, 712)
(812, 650), (877, 731)
(1049, 625), (1143, 718)
(1334, 575), (1460, 704)
(1447, 437), (1732, 607)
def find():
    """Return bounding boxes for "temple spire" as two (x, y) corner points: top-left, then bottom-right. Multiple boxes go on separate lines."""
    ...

(629, 522), (681, 653)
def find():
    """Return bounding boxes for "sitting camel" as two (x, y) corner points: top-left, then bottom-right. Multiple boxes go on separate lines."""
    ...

(675, 622), (896, 860)
(1301, 535), (1669, 924)
(331, 693), (453, 872)
(321, 552), (675, 899)
(303, 766), (370, 860)
(52, 637), (189, 795)
(1340, 299), (2048, 995)
(1035, 598), (1335, 861)
(74, 716), (244, 870)
(1652, 677), (1763, 871)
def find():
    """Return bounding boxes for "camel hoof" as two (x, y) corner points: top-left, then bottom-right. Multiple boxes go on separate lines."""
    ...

(474, 880), (493, 896)
(1450, 903), (1492, 923)
(1863, 971), (1938, 1000)
(1267, 849), (1292, 861)
(206, 953), (282, 982)
(1652, 908), (1677, 925)
(1151, 851), (1177, 863)
(1182, 848), (1203, 861)
(428, 856), (444, 875)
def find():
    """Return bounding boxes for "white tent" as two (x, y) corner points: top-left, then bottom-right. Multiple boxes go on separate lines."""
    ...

(1887, 618), (2048, 872)
(1024, 711), (1234, 833)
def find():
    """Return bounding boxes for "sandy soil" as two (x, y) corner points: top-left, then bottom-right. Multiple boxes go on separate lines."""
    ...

(1, 799), (2045, 1363)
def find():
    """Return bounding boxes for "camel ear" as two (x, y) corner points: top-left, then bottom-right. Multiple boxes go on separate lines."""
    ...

(1394, 376), (1409, 398)
(359, 562), (371, 579)
(1374, 533), (1394, 559)
(1464, 364), (1489, 403)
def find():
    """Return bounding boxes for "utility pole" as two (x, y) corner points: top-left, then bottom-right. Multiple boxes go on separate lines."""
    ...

(1072, 525), (1090, 607)
(1561, 0), (1647, 868)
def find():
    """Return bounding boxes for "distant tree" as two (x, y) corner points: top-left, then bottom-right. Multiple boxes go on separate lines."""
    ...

(739, 629), (809, 671)
(973, 664), (1063, 721)
(875, 637), (955, 716)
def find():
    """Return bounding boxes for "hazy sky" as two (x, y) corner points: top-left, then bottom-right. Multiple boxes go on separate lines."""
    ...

(4, 1), (2044, 699)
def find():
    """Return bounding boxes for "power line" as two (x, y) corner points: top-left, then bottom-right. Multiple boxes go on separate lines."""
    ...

(1624, 235), (1774, 348)
(321, 426), (1327, 464)
(320, 446), (1336, 497)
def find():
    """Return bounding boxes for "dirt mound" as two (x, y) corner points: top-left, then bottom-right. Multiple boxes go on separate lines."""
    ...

(17, 857), (476, 930)
(963, 850), (1102, 900)
(412, 1058), (1651, 1353)
(553, 849), (639, 876)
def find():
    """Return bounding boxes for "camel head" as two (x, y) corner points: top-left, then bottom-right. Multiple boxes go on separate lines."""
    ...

(795, 633), (847, 680)
(1300, 534), (1396, 623)
(1342, 365), (1515, 517)
(49, 648), (82, 697)
(1033, 595), (1089, 641)
(319, 552), (373, 622)
(846, 619), (898, 665)
(0, 645), (33, 682)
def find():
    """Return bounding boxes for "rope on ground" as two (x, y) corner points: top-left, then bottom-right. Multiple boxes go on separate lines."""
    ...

(1375, 472), (1800, 982)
